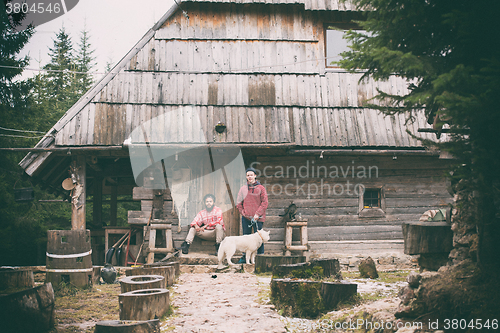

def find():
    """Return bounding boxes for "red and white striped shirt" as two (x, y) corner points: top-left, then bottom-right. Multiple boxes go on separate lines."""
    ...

(190, 206), (225, 230)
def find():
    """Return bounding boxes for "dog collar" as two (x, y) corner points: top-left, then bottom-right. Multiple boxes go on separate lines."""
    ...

(257, 230), (264, 240)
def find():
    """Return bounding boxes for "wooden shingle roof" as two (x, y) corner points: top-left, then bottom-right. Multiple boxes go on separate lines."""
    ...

(20, 0), (442, 177)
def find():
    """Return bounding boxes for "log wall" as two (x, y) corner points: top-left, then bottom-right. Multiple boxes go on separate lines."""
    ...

(249, 154), (453, 255)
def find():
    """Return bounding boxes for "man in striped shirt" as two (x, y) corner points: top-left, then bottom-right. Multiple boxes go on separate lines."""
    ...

(181, 194), (225, 255)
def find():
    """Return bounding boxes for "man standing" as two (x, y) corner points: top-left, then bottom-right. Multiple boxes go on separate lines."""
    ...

(181, 194), (225, 255)
(236, 167), (269, 262)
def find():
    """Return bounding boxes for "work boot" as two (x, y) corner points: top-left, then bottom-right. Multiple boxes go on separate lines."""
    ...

(214, 243), (220, 256)
(181, 241), (190, 254)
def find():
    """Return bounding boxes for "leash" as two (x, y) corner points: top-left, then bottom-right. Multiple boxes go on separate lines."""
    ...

(248, 217), (259, 230)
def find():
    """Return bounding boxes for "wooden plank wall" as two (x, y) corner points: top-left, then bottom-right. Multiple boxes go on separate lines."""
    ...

(251, 154), (453, 253)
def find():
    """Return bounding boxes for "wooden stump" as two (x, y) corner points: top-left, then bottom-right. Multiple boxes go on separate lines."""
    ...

(310, 258), (342, 279)
(402, 222), (453, 255)
(126, 266), (175, 287)
(271, 279), (358, 319)
(254, 255), (306, 274)
(321, 282), (357, 309)
(120, 275), (165, 293)
(0, 268), (34, 292)
(144, 261), (180, 278)
(273, 259), (342, 280)
(94, 319), (160, 333)
(0, 283), (55, 333)
(271, 279), (324, 318)
(119, 289), (169, 321)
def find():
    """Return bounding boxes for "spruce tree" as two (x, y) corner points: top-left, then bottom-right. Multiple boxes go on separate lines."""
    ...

(42, 26), (77, 116)
(74, 24), (96, 96)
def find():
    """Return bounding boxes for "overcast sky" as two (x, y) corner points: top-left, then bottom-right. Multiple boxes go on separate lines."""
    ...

(19, 0), (175, 80)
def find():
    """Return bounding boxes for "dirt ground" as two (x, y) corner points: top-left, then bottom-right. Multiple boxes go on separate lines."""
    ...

(159, 269), (411, 333)
(161, 272), (286, 332)
(47, 268), (419, 332)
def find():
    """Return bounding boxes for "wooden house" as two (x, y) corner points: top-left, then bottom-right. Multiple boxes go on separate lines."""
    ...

(20, 0), (453, 263)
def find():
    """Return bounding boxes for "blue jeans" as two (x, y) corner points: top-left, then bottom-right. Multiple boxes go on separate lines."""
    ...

(241, 216), (264, 254)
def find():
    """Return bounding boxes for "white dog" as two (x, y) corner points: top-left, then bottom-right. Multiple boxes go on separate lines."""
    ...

(217, 229), (270, 269)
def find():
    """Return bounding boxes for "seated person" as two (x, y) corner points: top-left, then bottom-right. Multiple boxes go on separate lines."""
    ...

(180, 194), (225, 254)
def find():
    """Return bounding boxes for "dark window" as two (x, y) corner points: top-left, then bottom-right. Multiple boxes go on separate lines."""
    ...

(363, 189), (381, 208)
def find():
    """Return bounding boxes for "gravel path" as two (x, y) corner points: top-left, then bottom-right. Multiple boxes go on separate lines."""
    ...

(162, 272), (286, 333)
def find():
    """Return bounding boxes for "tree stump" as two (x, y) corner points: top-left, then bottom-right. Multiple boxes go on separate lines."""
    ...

(254, 255), (306, 274)
(402, 222), (453, 255)
(119, 289), (169, 321)
(271, 279), (358, 319)
(94, 319), (160, 333)
(273, 259), (342, 280)
(144, 261), (180, 278)
(120, 275), (165, 293)
(0, 268), (34, 292)
(271, 279), (324, 318)
(321, 282), (357, 309)
(0, 283), (55, 333)
(126, 266), (175, 287)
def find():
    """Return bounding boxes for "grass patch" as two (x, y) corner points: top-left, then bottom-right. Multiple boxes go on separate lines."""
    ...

(49, 283), (121, 333)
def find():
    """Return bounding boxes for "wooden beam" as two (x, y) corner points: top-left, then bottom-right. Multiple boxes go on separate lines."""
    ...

(71, 155), (86, 230)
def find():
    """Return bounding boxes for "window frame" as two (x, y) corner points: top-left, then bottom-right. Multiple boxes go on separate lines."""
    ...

(358, 187), (386, 218)
(324, 22), (364, 69)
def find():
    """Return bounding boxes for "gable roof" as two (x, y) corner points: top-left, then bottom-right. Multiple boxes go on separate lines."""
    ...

(20, 0), (442, 177)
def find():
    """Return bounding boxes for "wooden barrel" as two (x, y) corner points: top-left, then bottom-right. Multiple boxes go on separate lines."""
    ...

(46, 230), (93, 288)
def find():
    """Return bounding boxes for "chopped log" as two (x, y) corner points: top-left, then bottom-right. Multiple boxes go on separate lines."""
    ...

(0, 268), (34, 292)
(321, 282), (357, 309)
(126, 266), (175, 287)
(120, 275), (165, 293)
(402, 222), (453, 255)
(94, 319), (160, 333)
(254, 255), (306, 274)
(271, 279), (324, 318)
(119, 289), (170, 321)
(273, 259), (342, 280)
(0, 283), (55, 333)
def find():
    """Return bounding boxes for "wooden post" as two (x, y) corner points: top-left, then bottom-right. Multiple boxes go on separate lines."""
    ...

(147, 227), (156, 264)
(71, 156), (86, 230)
(284, 225), (293, 256)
